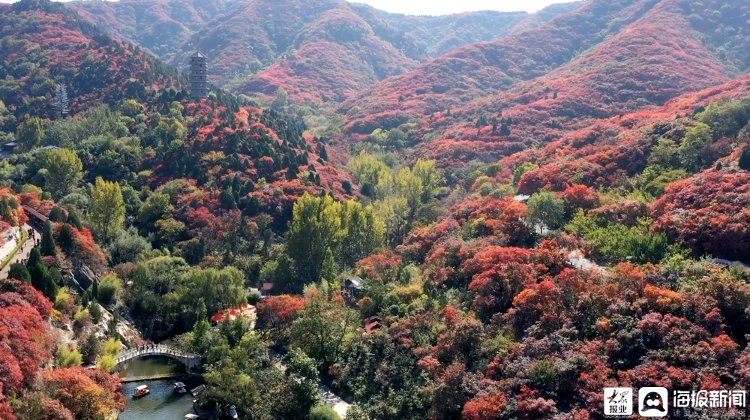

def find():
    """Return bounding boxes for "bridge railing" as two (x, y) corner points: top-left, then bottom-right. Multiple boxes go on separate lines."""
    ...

(115, 344), (200, 365)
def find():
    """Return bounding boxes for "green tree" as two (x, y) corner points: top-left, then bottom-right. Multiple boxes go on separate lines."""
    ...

(137, 192), (172, 230)
(155, 217), (185, 247)
(290, 293), (360, 367)
(181, 266), (247, 321)
(97, 354), (116, 373)
(320, 248), (337, 286)
(16, 117), (45, 150)
(80, 333), (100, 365)
(739, 146), (750, 171)
(97, 274), (122, 306)
(40, 221), (56, 256)
(375, 196), (410, 247)
(89, 177), (125, 242)
(339, 200), (384, 267)
(647, 138), (680, 169)
(108, 228), (151, 264)
(678, 123), (712, 172)
(58, 223), (75, 254)
(272, 87), (289, 111)
(41, 148), (83, 198)
(191, 300), (211, 354)
(8, 262), (31, 282)
(287, 194), (343, 287)
(527, 191), (566, 233)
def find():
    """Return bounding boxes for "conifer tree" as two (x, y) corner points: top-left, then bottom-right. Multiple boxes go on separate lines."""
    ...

(40, 221), (56, 256)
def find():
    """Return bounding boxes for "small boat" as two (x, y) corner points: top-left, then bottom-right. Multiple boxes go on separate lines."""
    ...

(132, 385), (150, 399)
(191, 384), (206, 397)
(184, 415), (200, 420)
(174, 381), (187, 394)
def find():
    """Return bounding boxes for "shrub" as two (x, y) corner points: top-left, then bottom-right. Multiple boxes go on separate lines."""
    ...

(310, 405), (341, 420)
(97, 274), (122, 305)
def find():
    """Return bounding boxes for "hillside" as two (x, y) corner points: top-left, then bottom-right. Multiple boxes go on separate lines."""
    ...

(0, 0), (179, 124)
(341, 0), (750, 156)
(71, 0), (578, 105)
(71, 0), (245, 63)
(339, 0), (659, 134)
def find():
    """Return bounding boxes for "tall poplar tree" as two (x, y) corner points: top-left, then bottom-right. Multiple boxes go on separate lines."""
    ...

(89, 177), (125, 242)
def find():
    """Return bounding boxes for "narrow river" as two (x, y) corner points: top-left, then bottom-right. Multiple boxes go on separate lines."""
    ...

(118, 356), (196, 419)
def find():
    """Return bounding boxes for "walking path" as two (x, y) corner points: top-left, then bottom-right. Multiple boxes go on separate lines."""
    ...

(566, 249), (605, 272)
(0, 224), (40, 279)
(272, 353), (350, 418)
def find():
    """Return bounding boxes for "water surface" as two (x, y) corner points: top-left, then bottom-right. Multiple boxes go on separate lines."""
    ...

(119, 356), (195, 420)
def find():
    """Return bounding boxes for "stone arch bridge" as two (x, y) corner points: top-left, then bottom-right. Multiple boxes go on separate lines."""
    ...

(114, 344), (202, 372)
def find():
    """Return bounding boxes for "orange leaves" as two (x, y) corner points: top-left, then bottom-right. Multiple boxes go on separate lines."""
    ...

(462, 391), (509, 420)
(643, 284), (684, 313)
(561, 184), (599, 213)
(256, 295), (306, 330)
(42, 367), (124, 419)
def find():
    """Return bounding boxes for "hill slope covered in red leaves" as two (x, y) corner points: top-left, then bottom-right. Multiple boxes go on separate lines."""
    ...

(0, 0), (180, 122)
(71, 0), (577, 105)
(70, 0), (245, 63)
(341, 0), (750, 156)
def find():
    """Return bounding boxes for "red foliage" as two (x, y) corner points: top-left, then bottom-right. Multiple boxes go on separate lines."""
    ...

(355, 249), (402, 284)
(560, 185), (599, 213)
(0, 280), (53, 397)
(256, 295), (306, 330)
(1, 1), (177, 118)
(652, 170), (750, 260)
(398, 219), (460, 263)
(0, 188), (28, 227)
(42, 367), (124, 418)
(462, 391), (509, 420)
(0, 279), (53, 318)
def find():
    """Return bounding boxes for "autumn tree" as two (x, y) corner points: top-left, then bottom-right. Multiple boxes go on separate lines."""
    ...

(42, 367), (124, 419)
(89, 177), (125, 242)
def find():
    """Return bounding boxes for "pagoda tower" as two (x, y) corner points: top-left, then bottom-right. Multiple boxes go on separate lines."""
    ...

(189, 51), (208, 99)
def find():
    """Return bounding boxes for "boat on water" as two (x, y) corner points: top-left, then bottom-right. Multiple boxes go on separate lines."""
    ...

(174, 381), (187, 394)
(184, 415), (200, 420)
(132, 385), (150, 399)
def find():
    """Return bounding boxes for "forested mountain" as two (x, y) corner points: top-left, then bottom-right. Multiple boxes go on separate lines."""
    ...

(0, 0), (179, 125)
(71, 0), (246, 62)
(70, 0), (577, 104)
(342, 0), (750, 156)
